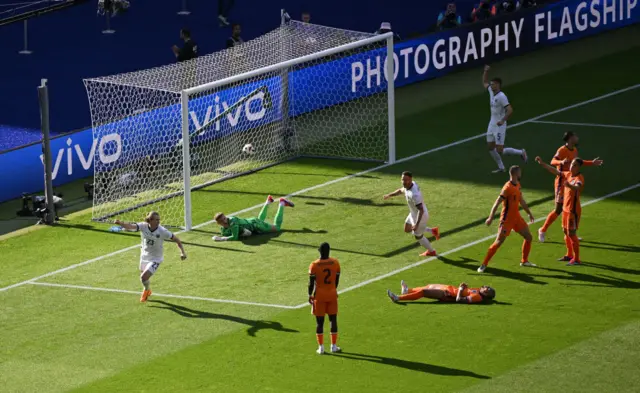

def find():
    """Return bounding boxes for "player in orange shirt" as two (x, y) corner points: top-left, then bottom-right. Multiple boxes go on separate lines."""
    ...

(478, 165), (535, 273)
(535, 156), (586, 265)
(387, 280), (496, 303)
(308, 242), (341, 355)
(538, 132), (602, 242)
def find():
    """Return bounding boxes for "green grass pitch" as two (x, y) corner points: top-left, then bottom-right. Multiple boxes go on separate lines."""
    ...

(1, 29), (639, 392)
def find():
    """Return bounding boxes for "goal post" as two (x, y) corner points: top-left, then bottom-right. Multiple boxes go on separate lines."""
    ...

(85, 21), (396, 230)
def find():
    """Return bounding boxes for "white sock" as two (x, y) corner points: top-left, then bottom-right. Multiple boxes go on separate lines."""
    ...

(503, 147), (522, 156)
(489, 149), (505, 170)
(418, 236), (434, 251)
(142, 280), (150, 290)
(279, 201), (285, 206)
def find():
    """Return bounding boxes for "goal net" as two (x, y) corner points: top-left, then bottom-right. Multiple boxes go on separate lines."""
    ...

(84, 19), (395, 229)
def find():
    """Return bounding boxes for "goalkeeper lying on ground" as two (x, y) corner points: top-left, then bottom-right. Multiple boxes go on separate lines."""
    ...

(212, 195), (295, 241)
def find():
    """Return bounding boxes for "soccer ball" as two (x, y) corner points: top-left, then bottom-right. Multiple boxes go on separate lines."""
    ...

(242, 143), (255, 155)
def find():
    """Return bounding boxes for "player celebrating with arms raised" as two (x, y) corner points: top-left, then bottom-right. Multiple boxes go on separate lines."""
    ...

(212, 195), (294, 241)
(383, 171), (440, 257)
(115, 211), (187, 302)
(308, 242), (341, 355)
(537, 131), (602, 242)
(482, 65), (527, 173)
(387, 280), (496, 304)
(535, 156), (586, 265)
(478, 165), (535, 273)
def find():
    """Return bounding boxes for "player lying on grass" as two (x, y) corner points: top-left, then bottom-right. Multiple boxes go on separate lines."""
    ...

(478, 165), (535, 273)
(535, 156), (585, 266)
(212, 195), (294, 241)
(309, 242), (341, 355)
(383, 171), (440, 257)
(115, 211), (187, 302)
(387, 280), (496, 304)
(538, 131), (602, 242)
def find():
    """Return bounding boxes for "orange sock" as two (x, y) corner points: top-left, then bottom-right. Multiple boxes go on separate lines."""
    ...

(569, 235), (580, 261)
(482, 242), (500, 266)
(564, 235), (574, 258)
(316, 334), (324, 346)
(522, 240), (531, 262)
(331, 333), (338, 345)
(399, 290), (424, 301)
(541, 211), (559, 233)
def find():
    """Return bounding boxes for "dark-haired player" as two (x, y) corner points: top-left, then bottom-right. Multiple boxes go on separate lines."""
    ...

(383, 171), (440, 257)
(309, 242), (341, 355)
(537, 131), (602, 242)
(478, 165), (535, 273)
(387, 280), (496, 303)
(483, 65), (527, 173)
(535, 156), (586, 265)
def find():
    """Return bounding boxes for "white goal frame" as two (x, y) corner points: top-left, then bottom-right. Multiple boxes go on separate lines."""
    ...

(180, 32), (395, 230)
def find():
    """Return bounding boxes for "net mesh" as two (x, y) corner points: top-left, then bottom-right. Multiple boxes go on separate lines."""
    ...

(84, 20), (391, 228)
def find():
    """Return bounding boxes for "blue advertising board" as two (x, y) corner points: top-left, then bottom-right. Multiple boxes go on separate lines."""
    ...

(1, 0), (638, 202)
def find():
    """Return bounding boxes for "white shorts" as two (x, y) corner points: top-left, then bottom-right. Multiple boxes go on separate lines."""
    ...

(486, 124), (507, 145)
(140, 259), (162, 276)
(405, 212), (430, 237)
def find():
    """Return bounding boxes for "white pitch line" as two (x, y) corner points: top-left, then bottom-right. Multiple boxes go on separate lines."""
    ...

(28, 281), (297, 309)
(531, 120), (640, 130)
(1, 83), (639, 294)
(292, 182), (640, 309)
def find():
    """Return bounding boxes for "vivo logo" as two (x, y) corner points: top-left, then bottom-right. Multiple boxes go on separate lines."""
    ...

(39, 133), (122, 180)
(189, 92), (266, 132)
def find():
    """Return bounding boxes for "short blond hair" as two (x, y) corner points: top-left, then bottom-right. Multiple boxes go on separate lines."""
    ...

(213, 212), (225, 221)
(145, 211), (160, 223)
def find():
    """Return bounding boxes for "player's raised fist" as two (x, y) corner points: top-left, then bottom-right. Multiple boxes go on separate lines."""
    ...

(484, 65), (490, 72)
(534, 156), (542, 164)
(592, 157), (604, 166)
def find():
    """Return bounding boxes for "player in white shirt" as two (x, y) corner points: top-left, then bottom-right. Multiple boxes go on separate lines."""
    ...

(483, 65), (527, 173)
(383, 171), (440, 256)
(115, 211), (187, 302)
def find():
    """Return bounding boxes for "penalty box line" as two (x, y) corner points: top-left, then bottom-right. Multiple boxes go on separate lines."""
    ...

(291, 182), (640, 309)
(1, 83), (638, 294)
(28, 281), (298, 309)
(530, 120), (640, 130)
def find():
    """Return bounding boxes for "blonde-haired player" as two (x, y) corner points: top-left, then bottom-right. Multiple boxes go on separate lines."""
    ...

(115, 211), (187, 302)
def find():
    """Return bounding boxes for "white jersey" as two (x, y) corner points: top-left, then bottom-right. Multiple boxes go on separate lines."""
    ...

(488, 87), (510, 123)
(136, 222), (174, 263)
(403, 182), (428, 221)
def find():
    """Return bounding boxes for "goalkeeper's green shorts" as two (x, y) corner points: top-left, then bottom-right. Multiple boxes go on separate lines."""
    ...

(247, 218), (273, 234)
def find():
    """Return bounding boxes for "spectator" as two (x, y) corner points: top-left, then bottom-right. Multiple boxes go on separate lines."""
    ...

(301, 11), (311, 23)
(171, 28), (198, 62)
(226, 23), (244, 48)
(437, 3), (462, 31)
(497, 0), (517, 13)
(218, 0), (234, 27)
(375, 22), (401, 41)
(520, 0), (538, 8)
(471, 0), (496, 22)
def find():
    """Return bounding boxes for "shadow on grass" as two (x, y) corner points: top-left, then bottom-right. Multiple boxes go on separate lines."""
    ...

(536, 265), (640, 289)
(148, 300), (299, 337)
(400, 299), (512, 306)
(438, 255), (548, 286)
(543, 240), (640, 254)
(332, 352), (491, 379)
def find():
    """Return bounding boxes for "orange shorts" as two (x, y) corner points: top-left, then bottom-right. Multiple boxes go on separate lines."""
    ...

(562, 211), (580, 231)
(499, 217), (528, 237)
(312, 298), (338, 316)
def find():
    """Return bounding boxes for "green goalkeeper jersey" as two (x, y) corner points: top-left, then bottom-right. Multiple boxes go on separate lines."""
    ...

(220, 216), (252, 240)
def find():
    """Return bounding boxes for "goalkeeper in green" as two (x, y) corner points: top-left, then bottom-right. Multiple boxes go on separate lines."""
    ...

(212, 195), (295, 241)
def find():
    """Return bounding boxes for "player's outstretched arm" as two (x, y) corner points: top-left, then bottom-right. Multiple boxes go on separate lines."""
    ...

(485, 196), (502, 226)
(535, 156), (561, 176)
(114, 219), (138, 231)
(482, 65), (490, 89)
(583, 157), (604, 167)
(383, 188), (403, 200)
(171, 234), (187, 260)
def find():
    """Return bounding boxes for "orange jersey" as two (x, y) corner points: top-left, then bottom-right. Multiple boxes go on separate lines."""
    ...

(552, 145), (579, 172)
(309, 258), (341, 300)
(499, 181), (522, 223)
(561, 171), (584, 214)
(425, 284), (484, 303)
